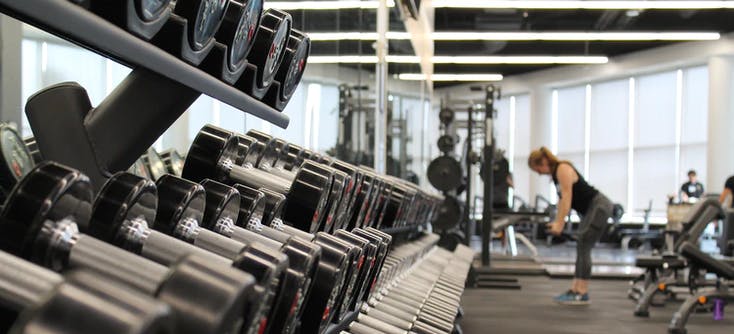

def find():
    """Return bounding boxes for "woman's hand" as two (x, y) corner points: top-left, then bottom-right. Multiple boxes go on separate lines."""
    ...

(546, 221), (565, 236)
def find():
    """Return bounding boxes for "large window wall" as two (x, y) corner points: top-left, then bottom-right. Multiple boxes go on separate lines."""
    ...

(493, 94), (532, 203)
(552, 66), (709, 216)
(19, 30), (434, 187)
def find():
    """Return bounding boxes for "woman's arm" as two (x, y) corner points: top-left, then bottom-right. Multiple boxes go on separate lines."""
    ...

(548, 164), (576, 235)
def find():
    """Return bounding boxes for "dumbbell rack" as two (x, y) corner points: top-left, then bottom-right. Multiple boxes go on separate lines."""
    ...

(0, 0), (288, 188)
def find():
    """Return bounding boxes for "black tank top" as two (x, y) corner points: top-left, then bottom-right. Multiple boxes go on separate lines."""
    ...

(552, 162), (599, 215)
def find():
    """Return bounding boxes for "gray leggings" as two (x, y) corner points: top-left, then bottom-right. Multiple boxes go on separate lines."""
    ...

(575, 194), (613, 279)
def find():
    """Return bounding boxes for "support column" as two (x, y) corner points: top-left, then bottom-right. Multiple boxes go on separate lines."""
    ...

(707, 56), (734, 191)
(373, 0), (388, 173)
(0, 16), (23, 127)
(528, 86), (553, 200)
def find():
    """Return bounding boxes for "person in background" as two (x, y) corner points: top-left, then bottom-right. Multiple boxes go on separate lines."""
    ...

(719, 175), (734, 208)
(528, 147), (613, 305)
(680, 170), (705, 202)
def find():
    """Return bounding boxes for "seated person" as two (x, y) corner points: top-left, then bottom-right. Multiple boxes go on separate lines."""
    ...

(680, 169), (704, 202)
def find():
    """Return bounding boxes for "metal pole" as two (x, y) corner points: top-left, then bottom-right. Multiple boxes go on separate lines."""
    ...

(374, 0), (389, 173)
(465, 106), (473, 246)
(481, 85), (496, 266)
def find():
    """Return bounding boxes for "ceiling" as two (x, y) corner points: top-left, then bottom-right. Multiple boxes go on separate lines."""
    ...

(276, 2), (734, 84)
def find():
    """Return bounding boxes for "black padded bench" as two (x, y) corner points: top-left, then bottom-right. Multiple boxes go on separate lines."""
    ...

(680, 242), (734, 279)
(635, 255), (687, 270)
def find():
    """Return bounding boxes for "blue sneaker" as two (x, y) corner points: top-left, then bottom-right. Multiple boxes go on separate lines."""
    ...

(553, 290), (590, 305)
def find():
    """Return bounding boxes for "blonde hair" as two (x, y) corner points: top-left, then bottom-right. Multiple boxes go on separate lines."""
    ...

(527, 146), (562, 169)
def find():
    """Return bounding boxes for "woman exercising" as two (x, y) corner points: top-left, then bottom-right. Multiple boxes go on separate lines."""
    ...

(528, 147), (613, 305)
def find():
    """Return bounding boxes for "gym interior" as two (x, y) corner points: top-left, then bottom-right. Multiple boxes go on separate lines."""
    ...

(0, 1), (733, 334)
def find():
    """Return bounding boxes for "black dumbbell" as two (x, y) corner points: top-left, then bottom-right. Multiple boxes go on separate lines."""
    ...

(237, 8), (292, 99)
(160, 148), (185, 176)
(151, 0), (228, 65)
(263, 29), (311, 110)
(86, 0), (172, 40)
(227, 183), (358, 331)
(0, 162), (254, 334)
(200, 0), (264, 83)
(239, 185), (372, 329)
(254, 136), (362, 233)
(0, 250), (174, 334)
(199, 179), (318, 334)
(152, 174), (290, 334)
(183, 124), (331, 233)
(244, 131), (350, 233)
(353, 227), (392, 302)
(87, 171), (289, 334)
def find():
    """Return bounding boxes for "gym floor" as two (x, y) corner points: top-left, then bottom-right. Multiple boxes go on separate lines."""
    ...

(460, 271), (734, 334)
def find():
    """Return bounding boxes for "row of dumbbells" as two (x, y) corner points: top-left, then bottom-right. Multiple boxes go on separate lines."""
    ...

(343, 235), (474, 334)
(1, 124), (444, 333)
(71, 0), (309, 109)
(134, 125), (443, 234)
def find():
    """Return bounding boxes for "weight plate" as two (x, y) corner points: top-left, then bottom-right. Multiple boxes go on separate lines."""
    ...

(427, 156), (463, 192)
(0, 124), (35, 193)
(216, 0), (263, 71)
(276, 29), (310, 101)
(432, 196), (463, 230)
(137, 0), (171, 21)
(182, 125), (239, 183)
(0, 162), (93, 269)
(247, 9), (292, 89)
(88, 172), (157, 253)
(200, 179), (240, 232)
(439, 107), (454, 125)
(174, 0), (228, 51)
(142, 148), (168, 181)
(437, 135), (455, 153)
(153, 175), (206, 239)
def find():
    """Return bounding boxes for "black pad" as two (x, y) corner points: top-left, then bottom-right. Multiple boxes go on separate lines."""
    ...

(635, 255), (687, 270)
(680, 242), (734, 279)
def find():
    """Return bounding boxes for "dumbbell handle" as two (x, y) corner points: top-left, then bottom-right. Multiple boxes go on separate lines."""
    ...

(70, 235), (168, 295)
(229, 164), (291, 194)
(0, 251), (63, 309)
(143, 228), (235, 266)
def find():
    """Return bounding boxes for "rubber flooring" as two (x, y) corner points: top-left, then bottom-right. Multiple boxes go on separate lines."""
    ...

(459, 276), (734, 334)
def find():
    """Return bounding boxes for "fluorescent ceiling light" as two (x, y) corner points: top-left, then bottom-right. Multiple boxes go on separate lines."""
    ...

(432, 56), (609, 64)
(307, 32), (411, 41)
(308, 55), (379, 63)
(432, 1), (734, 9)
(399, 73), (504, 81)
(307, 31), (719, 41)
(430, 31), (721, 41)
(308, 55), (608, 64)
(264, 1), (395, 10)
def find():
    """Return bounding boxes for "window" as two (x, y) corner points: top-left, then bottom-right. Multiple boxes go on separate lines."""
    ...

(511, 95), (532, 201)
(555, 86), (587, 174)
(551, 66), (709, 217)
(679, 66), (708, 189)
(633, 71), (678, 213)
(588, 79), (629, 207)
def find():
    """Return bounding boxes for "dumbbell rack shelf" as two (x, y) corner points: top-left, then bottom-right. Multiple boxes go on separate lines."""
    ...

(0, 0), (288, 128)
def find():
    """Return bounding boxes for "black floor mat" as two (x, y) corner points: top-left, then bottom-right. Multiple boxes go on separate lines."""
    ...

(459, 276), (734, 334)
